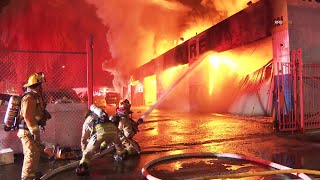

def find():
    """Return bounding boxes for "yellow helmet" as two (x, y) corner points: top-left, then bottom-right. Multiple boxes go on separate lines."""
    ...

(24, 72), (46, 87)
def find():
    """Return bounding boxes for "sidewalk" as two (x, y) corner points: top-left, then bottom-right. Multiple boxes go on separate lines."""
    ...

(0, 153), (79, 180)
(285, 129), (320, 143)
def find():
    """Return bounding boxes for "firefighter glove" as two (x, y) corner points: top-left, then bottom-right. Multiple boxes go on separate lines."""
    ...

(137, 118), (143, 125)
(44, 110), (52, 120)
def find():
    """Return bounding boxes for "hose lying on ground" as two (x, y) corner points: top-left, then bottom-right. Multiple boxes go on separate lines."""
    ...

(40, 147), (113, 180)
(189, 169), (320, 179)
(141, 152), (314, 180)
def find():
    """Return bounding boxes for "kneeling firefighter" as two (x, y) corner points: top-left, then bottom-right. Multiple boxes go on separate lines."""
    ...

(109, 99), (143, 156)
(76, 104), (126, 176)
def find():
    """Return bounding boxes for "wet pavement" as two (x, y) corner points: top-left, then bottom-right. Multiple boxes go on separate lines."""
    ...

(1, 106), (320, 180)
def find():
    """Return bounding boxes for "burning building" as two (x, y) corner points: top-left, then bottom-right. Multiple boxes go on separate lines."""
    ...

(128, 0), (320, 116)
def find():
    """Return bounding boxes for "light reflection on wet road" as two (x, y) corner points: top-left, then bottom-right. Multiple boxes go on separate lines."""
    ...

(51, 107), (320, 180)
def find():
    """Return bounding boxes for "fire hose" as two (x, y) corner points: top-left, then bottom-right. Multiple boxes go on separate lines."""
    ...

(40, 147), (113, 180)
(40, 105), (144, 179)
(141, 153), (318, 180)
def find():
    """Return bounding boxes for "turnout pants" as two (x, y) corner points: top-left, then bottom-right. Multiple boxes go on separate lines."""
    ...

(18, 130), (41, 180)
(80, 130), (124, 165)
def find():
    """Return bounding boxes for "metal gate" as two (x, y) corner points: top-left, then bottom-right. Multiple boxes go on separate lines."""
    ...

(276, 49), (320, 132)
(276, 52), (298, 132)
(301, 61), (320, 130)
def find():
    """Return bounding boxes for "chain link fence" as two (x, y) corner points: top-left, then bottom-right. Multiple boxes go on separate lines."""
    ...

(0, 50), (89, 153)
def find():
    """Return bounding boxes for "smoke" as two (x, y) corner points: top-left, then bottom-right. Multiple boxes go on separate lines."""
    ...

(86, 0), (260, 92)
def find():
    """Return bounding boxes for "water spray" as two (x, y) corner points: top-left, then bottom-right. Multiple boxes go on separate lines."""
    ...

(140, 51), (214, 121)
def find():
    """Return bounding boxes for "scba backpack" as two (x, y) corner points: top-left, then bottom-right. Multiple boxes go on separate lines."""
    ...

(3, 92), (38, 131)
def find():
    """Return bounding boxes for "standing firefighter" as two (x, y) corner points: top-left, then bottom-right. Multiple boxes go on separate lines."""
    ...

(76, 104), (126, 176)
(18, 72), (48, 180)
(111, 99), (143, 156)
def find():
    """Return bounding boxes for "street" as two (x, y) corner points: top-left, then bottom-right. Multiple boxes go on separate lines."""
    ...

(46, 106), (320, 179)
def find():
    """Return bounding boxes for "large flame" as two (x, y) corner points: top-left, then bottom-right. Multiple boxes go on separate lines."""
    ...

(206, 37), (272, 97)
(143, 74), (157, 106)
(86, 0), (261, 90)
(156, 64), (189, 111)
(207, 55), (237, 96)
(143, 65), (188, 108)
(159, 64), (188, 89)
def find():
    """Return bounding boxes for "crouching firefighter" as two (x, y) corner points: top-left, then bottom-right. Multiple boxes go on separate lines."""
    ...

(76, 104), (126, 176)
(17, 72), (49, 180)
(109, 99), (143, 156)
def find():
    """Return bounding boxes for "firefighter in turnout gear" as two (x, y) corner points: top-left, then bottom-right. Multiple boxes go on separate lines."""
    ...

(114, 99), (143, 155)
(18, 72), (48, 180)
(76, 104), (126, 176)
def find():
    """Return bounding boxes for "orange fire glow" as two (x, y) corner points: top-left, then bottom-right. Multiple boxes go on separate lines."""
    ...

(159, 64), (188, 88)
(152, 1), (262, 58)
(156, 64), (190, 111)
(143, 75), (157, 106)
(207, 55), (238, 95)
(129, 76), (140, 86)
(179, 0), (261, 44)
(201, 37), (272, 98)
(86, 0), (262, 91)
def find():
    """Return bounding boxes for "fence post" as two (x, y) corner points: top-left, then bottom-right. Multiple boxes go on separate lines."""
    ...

(87, 35), (94, 108)
(297, 48), (304, 132)
(276, 61), (281, 130)
(292, 50), (297, 130)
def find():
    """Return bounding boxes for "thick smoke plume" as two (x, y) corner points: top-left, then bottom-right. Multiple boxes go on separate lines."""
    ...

(86, 0), (260, 92)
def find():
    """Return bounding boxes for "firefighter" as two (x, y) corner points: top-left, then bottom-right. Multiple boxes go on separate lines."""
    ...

(18, 72), (48, 180)
(115, 99), (143, 156)
(76, 104), (126, 176)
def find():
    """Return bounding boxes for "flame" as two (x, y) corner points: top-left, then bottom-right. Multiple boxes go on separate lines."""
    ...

(179, 0), (261, 44)
(86, 0), (261, 88)
(143, 75), (157, 106)
(207, 55), (238, 95)
(200, 37), (272, 99)
(159, 64), (188, 89)
(154, 39), (176, 58)
(129, 76), (140, 86)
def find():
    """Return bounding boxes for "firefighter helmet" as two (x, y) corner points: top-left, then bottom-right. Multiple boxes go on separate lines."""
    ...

(119, 99), (131, 110)
(24, 72), (46, 87)
(116, 106), (133, 116)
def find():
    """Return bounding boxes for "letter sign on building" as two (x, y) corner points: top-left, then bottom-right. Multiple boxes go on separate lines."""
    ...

(137, 83), (143, 93)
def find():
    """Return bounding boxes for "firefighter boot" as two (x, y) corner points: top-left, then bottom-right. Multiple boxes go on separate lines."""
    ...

(76, 163), (89, 176)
